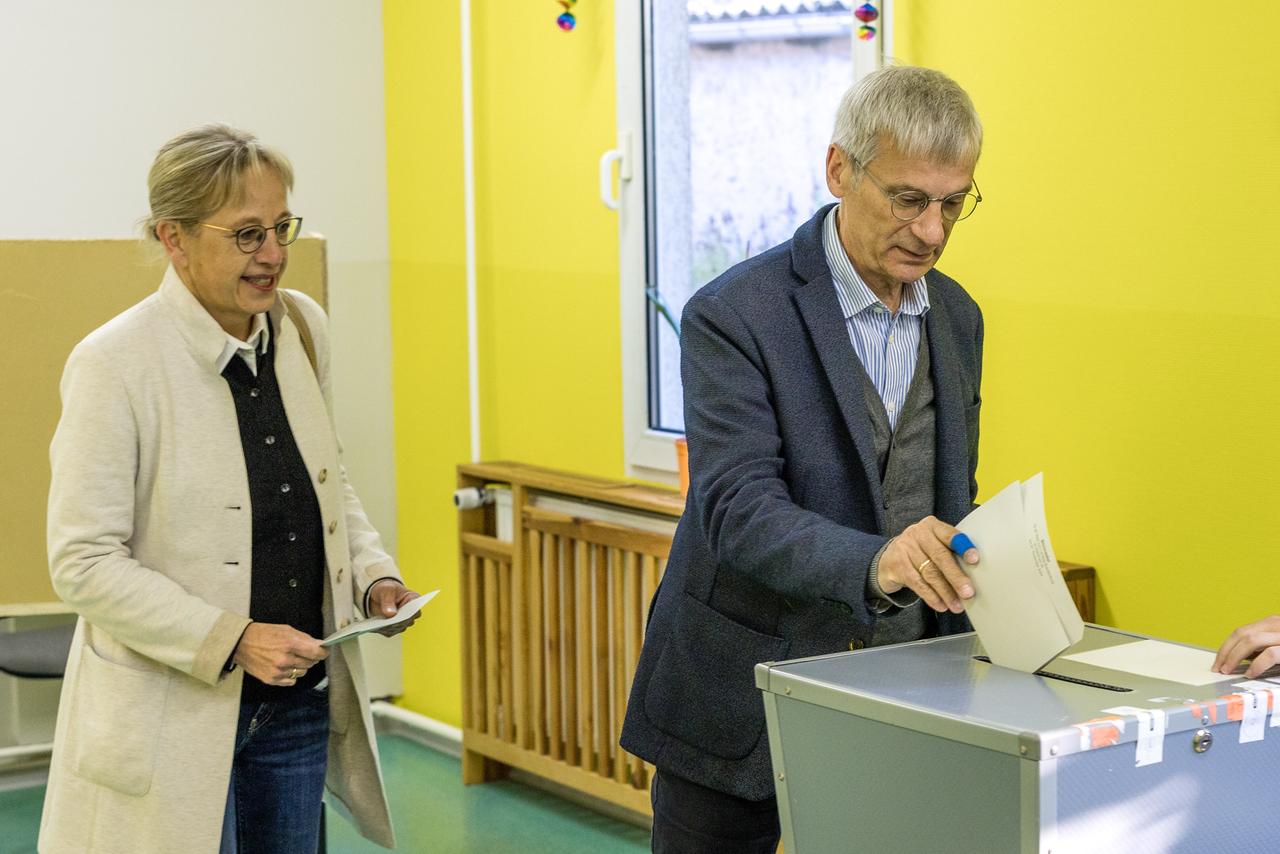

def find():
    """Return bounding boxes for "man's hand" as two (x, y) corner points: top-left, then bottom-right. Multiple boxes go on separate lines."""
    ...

(367, 579), (423, 637)
(1213, 615), (1280, 678)
(232, 622), (328, 686)
(877, 516), (979, 614)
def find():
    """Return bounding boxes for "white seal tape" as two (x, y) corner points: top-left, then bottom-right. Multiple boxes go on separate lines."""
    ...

(1239, 691), (1267, 743)
(1103, 706), (1166, 767)
(1234, 681), (1280, 729)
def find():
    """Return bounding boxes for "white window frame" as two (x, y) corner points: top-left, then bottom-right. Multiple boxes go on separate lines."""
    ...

(611, 0), (890, 484)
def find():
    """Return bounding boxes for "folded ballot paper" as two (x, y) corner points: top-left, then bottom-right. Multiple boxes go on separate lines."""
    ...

(321, 589), (440, 647)
(956, 474), (1083, 672)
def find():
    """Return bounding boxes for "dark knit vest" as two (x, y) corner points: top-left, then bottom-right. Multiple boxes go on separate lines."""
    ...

(864, 324), (934, 647)
(222, 318), (326, 703)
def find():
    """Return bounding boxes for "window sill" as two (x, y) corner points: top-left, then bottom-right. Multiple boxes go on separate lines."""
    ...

(625, 428), (683, 486)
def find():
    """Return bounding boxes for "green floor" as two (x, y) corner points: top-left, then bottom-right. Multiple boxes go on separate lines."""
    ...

(0, 736), (651, 853)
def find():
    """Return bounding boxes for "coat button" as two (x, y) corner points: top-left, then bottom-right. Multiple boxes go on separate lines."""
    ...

(849, 640), (865, 651)
(328, 521), (337, 535)
(288, 578), (299, 588)
(249, 388), (260, 398)
(280, 483), (291, 494)
(318, 468), (328, 484)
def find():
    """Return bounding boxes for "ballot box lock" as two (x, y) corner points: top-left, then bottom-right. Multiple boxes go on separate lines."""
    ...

(1191, 729), (1213, 754)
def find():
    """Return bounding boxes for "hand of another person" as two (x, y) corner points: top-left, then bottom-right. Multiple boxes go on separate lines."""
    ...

(367, 579), (423, 637)
(232, 622), (329, 686)
(1213, 615), (1280, 677)
(876, 516), (980, 614)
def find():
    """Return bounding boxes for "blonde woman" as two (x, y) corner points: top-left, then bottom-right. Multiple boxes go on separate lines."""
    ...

(41, 124), (417, 853)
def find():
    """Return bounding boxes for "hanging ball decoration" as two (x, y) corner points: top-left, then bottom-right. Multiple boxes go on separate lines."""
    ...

(857, 24), (877, 41)
(556, 0), (577, 31)
(854, 3), (879, 23)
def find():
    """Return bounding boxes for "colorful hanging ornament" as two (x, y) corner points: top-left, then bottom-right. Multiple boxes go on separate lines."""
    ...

(854, 3), (879, 23)
(857, 24), (877, 41)
(556, 0), (577, 32)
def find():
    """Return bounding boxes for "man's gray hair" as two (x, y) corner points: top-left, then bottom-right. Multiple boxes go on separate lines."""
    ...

(831, 65), (982, 174)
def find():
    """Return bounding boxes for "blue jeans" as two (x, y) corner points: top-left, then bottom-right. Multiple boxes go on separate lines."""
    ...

(219, 690), (330, 854)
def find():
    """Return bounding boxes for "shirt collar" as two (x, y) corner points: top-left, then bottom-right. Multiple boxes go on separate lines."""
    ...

(822, 204), (931, 320)
(213, 312), (271, 375)
(159, 267), (289, 373)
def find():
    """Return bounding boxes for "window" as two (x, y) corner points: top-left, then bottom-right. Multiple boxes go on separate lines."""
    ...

(615, 0), (886, 479)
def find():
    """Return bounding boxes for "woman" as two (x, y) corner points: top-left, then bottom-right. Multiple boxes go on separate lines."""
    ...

(40, 124), (417, 853)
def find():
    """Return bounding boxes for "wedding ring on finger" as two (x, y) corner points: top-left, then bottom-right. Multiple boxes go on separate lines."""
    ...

(291, 667), (301, 680)
(916, 558), (933, 576)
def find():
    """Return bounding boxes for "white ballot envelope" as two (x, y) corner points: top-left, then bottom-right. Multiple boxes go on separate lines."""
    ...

(321, 589), (440, 647)
(957, 474), (1083, 672)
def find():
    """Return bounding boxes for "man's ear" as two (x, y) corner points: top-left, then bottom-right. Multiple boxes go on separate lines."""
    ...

(155, 220), (189, 268)
(825, 144), (850, 199)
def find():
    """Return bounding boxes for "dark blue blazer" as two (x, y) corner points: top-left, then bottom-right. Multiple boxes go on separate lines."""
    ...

(619, 204), (983, 801)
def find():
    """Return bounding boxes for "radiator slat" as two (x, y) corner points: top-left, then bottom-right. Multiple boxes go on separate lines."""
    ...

(466, 553), (483, 733)
(484, 557), (499, 737)
(546, 533), (563, 761)
(563, 536), (579, 765)
(528, 528), (544, 754)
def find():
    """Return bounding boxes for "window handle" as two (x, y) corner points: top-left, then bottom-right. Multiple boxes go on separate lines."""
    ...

(599, 131), (633, 211)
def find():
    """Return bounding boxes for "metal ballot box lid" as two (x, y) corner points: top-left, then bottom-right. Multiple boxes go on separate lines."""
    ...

(756, 625), (1248, 762)
(755, 625), (1280, 854)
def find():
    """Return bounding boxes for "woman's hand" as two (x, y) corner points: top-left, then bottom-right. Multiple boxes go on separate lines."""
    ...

(367, 580), (423, 637)
(232, 622), (329, 685)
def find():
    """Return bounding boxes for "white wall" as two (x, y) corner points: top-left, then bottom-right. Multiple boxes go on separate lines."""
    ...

(0, 1), (398, 558)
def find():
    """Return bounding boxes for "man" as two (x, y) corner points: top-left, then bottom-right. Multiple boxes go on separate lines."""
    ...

(620, 65), (988, 852)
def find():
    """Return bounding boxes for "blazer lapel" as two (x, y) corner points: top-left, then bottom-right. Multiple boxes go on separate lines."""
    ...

(790, 212), (887, 529)
(924, 280), (969, 523)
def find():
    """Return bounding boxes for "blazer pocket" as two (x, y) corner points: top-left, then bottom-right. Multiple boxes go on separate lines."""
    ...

(643, 592), (788, 760)
(68, 641), (171, 796)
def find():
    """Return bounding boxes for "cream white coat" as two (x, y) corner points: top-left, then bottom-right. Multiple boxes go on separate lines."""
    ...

(40, 269), (398, 853)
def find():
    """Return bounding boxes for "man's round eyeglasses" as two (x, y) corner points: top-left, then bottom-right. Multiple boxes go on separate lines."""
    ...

(853, 159), (982, 223)
(200, 216), (303, 254)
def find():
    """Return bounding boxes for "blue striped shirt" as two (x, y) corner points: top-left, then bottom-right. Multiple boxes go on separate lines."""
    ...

(822, 205), (930, 430)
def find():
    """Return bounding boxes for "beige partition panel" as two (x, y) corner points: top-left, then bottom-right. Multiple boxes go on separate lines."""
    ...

(0, 237), (327, 608)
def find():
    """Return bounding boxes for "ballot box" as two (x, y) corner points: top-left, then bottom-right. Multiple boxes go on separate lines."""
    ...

(756, 625), (1280, 854)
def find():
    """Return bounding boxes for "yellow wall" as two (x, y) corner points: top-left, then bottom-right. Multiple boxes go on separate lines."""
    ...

(472, 1), (623, 476)
(387, 1), (1280, 725)
(384, 0), (469, 725)
(385, 1), (620, 726)
(896, 2), (1280, 645)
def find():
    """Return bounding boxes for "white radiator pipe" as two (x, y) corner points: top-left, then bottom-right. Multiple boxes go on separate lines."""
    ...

(461, 0), (480, 462)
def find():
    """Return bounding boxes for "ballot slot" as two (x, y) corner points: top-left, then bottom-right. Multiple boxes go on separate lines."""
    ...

(971, 655), (1132, 693)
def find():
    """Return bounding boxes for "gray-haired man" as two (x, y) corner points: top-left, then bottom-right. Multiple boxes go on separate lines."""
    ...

(620, 65), (988, 852)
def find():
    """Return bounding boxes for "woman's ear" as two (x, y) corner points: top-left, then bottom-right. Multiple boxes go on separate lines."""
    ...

(155, 220), (189, 268)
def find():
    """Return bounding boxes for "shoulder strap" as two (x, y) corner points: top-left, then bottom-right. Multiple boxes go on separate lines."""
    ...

(279, 291), (318, 377)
